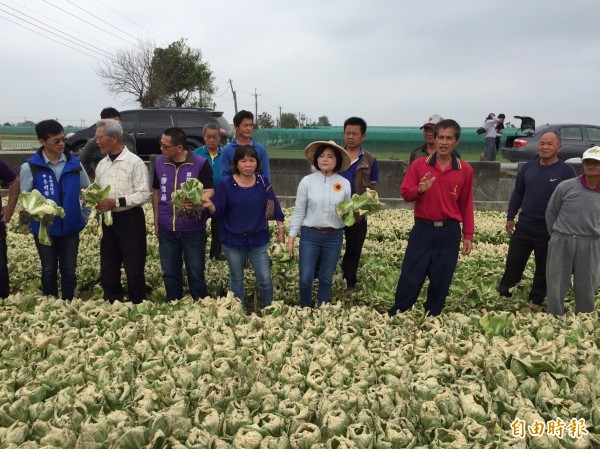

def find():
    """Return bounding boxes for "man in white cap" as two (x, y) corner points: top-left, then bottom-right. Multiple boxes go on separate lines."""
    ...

(409, 114), (443, 164)
(545, 146), (600, 316)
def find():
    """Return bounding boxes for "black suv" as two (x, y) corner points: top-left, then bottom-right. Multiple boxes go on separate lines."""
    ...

(65, 107), (231, 159)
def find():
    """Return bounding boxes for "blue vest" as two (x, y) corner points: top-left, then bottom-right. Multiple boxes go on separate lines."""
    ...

(27, 149), (85, 237)
(155, 153), (207, 232)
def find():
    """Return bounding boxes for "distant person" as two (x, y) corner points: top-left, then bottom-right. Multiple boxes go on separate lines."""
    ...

(409, 114), (443, 164)
(94, 119), (150, 304)
(287, 141), (351, 307)
(481, 113), (500, 161)
(0, 160), (19, 298)
(203, 145), (285, 310)
(495, 113), (505, 152)
(219, 110), (270, 181)
(337, 117), (379, 294)
(194, 123), (225, 260)
(496, 131), (576, 310)
(79, 107), (137, 178)
(545, 146), (600, 316)
(153, 127), (214, 301)
(388, 119), (474, 317)
(20, 119), (91, 300)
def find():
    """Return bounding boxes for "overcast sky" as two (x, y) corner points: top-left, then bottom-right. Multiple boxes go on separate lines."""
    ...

(1, 0), (599, 129)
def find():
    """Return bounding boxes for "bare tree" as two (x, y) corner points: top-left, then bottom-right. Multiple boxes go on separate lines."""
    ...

(95, 39), (156, 107)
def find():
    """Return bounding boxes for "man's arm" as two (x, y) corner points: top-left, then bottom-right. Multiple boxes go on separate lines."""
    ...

(401, 161), (434, 202)
(18, 163), (33, 193)
(124, 159), (151, 207)
(369, 158), (379, 190)
(259, 145), (271, 181)
(458, 165), (475, 254)
(219, 146), (233, 179)
(505, 166), (527, 234)
(152, 189), (160, 236)
(1, 177), (20, 223)
(545, 185), (563, 235)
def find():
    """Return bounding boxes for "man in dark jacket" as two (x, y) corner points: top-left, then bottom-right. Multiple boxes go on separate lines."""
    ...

(19, 119), (90, 300)
(337, 117), (379, 293)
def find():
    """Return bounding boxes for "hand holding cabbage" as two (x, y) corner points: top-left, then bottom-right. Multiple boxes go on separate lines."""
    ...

(171, 178), (204, 219)
(82, 183), (113, 238)
(17, 189), (65, 246)
(336, 188), (383, 226)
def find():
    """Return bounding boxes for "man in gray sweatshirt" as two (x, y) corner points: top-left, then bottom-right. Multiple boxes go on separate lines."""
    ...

(545, 146), (600, 316)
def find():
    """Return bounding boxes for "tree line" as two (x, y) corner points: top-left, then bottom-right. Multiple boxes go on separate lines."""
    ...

(96, 39), (330, 128)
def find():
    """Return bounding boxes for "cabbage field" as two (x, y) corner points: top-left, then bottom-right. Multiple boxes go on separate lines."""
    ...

(1, 208), (599, 448)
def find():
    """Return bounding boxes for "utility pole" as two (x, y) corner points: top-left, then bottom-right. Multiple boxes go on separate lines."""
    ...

(254, 88), (261, 122)
(229, 80), (238, 114)
(278, 104), (283, 128)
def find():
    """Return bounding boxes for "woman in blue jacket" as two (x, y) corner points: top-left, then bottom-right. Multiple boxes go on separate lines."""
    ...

(203, 145), (285, 309)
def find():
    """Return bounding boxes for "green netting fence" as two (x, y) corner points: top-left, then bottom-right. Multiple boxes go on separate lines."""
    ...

(252, 126), (519, 155)
(1, 125), (519, 155)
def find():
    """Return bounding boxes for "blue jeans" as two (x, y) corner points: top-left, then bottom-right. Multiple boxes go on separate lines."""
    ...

(158, 229), (208, 301)
(299, 226), (343, 308)
(223, 243), (272, 308)
(34, 232), (79, 300)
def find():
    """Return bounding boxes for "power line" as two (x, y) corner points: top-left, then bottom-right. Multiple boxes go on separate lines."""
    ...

(0, 11), (103, 61)
(41, 0), (144, 50)
(6, 0), (113, 50)
(94, 0), (169, 45)
(2, 1), (292, 119)
(64, 0), (151, 50)
(0, 2), (112, 58)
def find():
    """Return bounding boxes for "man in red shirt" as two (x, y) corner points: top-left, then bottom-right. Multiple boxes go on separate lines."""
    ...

(388, 119), (474, 316)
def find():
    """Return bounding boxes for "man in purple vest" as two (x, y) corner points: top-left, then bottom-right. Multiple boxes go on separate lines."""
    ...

(152, 127), (214, 301)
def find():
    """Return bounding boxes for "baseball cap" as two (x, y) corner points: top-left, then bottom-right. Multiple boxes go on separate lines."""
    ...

(582, 146), (600, 162)
(420, 114), (443, 129)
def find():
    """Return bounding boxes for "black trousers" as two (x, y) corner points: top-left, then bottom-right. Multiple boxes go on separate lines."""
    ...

(342, 217), (368, 288)
(497, 223), (549, 304)
(208, 217), (223, 259)
(100, 207), (147, 303)
(0, 237), (8, 298)
(389, 220), (461, 317)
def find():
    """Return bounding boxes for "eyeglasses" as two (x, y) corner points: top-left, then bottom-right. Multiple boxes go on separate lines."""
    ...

(45, 137), (66, 145)
(159, 143), (179, 151)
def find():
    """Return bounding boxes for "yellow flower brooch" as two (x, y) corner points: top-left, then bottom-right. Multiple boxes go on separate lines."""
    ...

(333, 182), (342, 192)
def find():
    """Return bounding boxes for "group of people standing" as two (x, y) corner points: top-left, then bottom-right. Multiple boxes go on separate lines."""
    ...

(0, 109), (380, 312)
(496, 130), (600, 316)
(0, 110), (597, 317)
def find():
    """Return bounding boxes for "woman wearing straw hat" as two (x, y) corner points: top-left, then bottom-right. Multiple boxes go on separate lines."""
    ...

(287, 141), (352, 307)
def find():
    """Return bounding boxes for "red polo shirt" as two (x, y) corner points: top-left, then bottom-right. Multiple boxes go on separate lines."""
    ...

(401, 153), (475, 240)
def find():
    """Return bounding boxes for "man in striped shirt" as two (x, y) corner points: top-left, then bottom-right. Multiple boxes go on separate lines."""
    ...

(94, 119), (151, 304)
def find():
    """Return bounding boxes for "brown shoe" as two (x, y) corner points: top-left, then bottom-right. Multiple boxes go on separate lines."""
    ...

(530, 302), (542, 312)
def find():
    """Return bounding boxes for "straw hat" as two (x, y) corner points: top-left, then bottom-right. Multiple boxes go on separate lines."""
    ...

(304, 140), (351, 172)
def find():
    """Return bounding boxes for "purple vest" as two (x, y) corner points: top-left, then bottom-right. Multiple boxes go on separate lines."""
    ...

(155, 153), (207, 232)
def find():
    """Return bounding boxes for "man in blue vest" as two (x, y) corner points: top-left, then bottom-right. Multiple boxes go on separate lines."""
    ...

(19, 119), (90, 300)
(153, 127), (214, 301)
